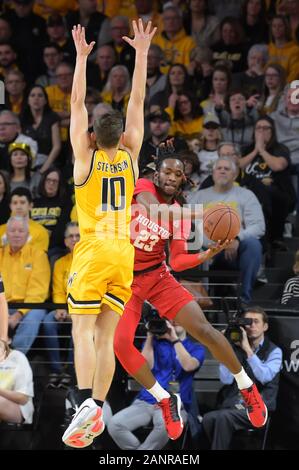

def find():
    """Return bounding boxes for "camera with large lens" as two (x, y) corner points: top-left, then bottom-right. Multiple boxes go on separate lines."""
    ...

(225, 317), (253, 343)
(222, 299), (252, 343)
(143, 301), (168, 337)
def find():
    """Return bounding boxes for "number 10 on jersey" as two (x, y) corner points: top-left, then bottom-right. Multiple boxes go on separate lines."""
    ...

(101, 177), (126, 211)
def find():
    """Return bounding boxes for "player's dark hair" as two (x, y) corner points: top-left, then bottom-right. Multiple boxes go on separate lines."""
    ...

(93, 111), (124, 148)
(156, 146), (185, 172)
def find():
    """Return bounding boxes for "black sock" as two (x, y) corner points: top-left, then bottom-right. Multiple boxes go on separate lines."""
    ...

(94, 399), (104, 408)
(76, 388), (92, 406)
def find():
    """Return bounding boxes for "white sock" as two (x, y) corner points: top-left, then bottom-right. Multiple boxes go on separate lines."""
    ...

(233, 367), (253, 390)
(147, 381), (170, 402)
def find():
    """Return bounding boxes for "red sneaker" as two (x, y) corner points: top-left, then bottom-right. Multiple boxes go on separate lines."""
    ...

(240, 384), (268, 428)
(158, 393), (184, 440)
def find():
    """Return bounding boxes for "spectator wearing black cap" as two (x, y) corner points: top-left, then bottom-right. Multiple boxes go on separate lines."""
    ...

(139, 108), (188, 172)
(3, 1), (47, 84)
(46, 13), (75, 64)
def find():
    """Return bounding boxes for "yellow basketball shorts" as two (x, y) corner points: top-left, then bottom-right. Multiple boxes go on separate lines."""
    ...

(67, 238), (134, 315)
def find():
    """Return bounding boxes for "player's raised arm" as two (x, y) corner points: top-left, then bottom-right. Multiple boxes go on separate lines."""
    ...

(70, 25), (95, 160)
(122, 19), (157, 160)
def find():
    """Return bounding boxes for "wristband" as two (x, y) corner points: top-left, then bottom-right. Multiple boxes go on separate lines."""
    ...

(172, 339), (180, 345)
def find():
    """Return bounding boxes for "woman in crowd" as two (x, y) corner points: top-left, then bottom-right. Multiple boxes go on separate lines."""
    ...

(240, 116), (296, 247)
(149, 63), (191, 111)
(21, 85), (61, 175)
(183, 0), (220, 47)
(0, 339), (34, 425)
(167, 91), (204, 140)
(241, 0), (269, 44)
(268, 15), (299, 82)
(101, 65), (131, 116)
(200, 65), (232, 115)
(8, 142), (39, 195)
(232, 44), (268, 97)
(259, 63), (286, 114)
(32, 167), (72, 252)
(211, 16), (248, 73)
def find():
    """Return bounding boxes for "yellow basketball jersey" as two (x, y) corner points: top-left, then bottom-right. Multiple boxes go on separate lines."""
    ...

(75, 148), (136, 240)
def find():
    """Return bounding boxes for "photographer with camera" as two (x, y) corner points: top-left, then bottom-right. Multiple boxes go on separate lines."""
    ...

(108, 312), (205, 450)
(202, 306), (282, 450)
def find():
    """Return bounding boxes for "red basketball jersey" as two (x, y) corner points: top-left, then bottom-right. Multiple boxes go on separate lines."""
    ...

(131, 179), (190, 271)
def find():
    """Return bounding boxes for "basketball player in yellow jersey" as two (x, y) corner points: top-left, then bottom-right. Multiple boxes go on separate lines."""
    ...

(62, 21), (157, 448)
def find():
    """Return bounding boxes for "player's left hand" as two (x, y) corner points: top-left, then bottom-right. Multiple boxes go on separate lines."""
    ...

(122, 19), (157, 53)
(72, 24), (95, 57)
(224, 238), (239, 261)
(202, 239), (232, 260)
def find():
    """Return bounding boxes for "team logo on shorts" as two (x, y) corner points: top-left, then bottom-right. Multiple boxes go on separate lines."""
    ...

(68, 272), (78, 287)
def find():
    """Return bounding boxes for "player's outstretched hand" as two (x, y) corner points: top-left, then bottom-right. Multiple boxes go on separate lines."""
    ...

(72, 24), (95, 57)
(122, 19), (157, 53)
(204, 239), (232, 260)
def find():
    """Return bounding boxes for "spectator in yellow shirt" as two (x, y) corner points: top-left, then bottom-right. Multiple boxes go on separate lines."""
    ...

(33, 0), (77, 20)
(0, 216), (50, 355)
(43, 222), (79, 386)
(152, 4), (196, 70)
(167, 91), (204, 140)
(268, 15), (299, 82)
(0, 187), (49, 253)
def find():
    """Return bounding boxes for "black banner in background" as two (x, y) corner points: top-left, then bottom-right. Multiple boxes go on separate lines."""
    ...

(269, 316), (299, 435)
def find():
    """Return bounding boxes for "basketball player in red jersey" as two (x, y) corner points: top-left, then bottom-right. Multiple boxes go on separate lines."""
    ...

(114, 153), (268, 440)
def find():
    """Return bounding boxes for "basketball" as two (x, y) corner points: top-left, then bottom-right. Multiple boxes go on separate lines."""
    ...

(203, 204), (241, 242)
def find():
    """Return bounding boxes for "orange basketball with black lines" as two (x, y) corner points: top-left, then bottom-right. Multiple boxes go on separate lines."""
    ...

(203, 204), (241, 242)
